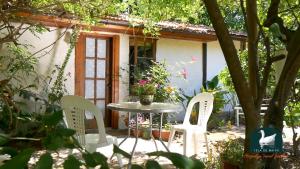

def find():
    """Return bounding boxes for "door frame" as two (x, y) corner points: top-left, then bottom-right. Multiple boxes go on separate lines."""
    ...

(75, 32), (120, 129)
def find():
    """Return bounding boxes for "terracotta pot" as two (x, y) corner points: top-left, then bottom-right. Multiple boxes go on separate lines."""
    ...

(130, 129), (143, 137)
(152, 129), (170, 141)
(139, 95), (154, 105)
(222, 161), (240, 169)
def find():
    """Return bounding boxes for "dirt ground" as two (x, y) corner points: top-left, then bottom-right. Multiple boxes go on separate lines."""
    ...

(28, 125), (299, 168)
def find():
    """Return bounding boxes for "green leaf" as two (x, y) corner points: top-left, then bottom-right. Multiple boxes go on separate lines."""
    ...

(34, 152), (53, 169)
(42, 134), (64, 150)
(91, 152), (109, 169)
(147, 151), (204, 169)
(132, 164), (144, 169)
(56, 128), (76, 137)
(63, 155), (81, 169)
(0, 134), (8, 146)
(113, 145), (131, 159)
(207, 75), (219, 89)
(0, 147), (18, 157)
(191, 159), (205, 169)
(145, 160), (162, 169)
(42, 110), (63, 126)
(0, 149), (34, 169)
(83, 153), (97, 167)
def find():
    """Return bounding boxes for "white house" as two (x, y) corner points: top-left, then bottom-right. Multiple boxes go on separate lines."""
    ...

(9, 14), (246, 129)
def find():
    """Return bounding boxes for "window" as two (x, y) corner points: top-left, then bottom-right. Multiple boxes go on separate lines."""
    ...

(129, 37), (156, 85)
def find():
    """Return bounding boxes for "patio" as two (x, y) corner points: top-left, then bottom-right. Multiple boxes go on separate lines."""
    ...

(1, 1), (300, 169)
(26, 125), (300, 168)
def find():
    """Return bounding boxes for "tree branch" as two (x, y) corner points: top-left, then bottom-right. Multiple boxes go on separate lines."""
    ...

(31, 27), (70, 57)
(264, 0), (294, 42)
(239, 0), (248, 33)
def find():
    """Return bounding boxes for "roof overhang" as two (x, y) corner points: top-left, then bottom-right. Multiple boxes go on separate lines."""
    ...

(18, 12), (246, 42)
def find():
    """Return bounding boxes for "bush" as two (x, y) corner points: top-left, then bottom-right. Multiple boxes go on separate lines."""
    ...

(216, 138), (244, 168)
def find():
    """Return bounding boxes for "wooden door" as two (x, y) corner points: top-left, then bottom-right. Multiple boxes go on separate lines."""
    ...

(75, 34), (116, 130)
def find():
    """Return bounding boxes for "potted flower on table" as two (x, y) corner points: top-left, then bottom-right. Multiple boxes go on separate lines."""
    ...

(132, 79), (156, 105)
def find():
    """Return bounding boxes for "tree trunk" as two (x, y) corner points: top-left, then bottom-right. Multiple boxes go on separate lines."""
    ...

(202, 0), (260, 168)
(292, 127), (300, 156)
(263, 27), (300, 169)
(246, 0), (259, 104)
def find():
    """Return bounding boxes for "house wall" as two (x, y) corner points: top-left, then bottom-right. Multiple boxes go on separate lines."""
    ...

(207, 40), (241, 113)
(1, 24), (243, 128)
(0, 25), (76, 113)
(117, 35), (130, 129)
(207, 41), (241, 81)
(156, 38), (203, 120)
(20, 27), (76, 95)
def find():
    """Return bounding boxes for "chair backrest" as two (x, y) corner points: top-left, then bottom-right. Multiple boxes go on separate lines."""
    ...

(234, 93), (240, 106)
(183, 93), (214, 129)
(60, 95), (107, 146)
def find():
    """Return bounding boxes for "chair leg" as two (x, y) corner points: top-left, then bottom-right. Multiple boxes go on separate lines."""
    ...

(193, 133), (198, 155)
(236, 109), (240, 127)
(167, 128), (176, 149)
(204, 133), (209, 157)
(113, 138), (123, 168)
(183, 130), (187, 156)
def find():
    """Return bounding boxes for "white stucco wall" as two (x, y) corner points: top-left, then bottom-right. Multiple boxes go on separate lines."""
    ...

(156, 38), (203, 120)
(207, 40), (241, 113)
(12, 26), (131, 99)
(156, 38), (203, 95)
(2, 23), (242, 128)
(117, 34), (130, 129)
(207, 40), (241, 80)
(2, 25), (131, 127)
(17, 27), (131, 128)
(1, 23), (75, 95)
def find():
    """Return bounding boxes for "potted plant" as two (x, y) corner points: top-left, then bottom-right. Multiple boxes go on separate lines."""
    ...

(132, 80), (156, 105)
(216, 138), (244, 169)
(129, 113), (151, 138)
(152, 123), (172, 141)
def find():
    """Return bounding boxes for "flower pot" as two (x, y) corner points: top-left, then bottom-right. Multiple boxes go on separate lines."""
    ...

(142, 128), (151, 140)
(131, 129), (143, 137)
(152, 129), (170, 142)
(139, 95), (154, 105)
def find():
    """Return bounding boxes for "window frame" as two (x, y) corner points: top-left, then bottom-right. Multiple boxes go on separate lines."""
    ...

(129, 37), (157, 87)
(129, 37), (157, 65)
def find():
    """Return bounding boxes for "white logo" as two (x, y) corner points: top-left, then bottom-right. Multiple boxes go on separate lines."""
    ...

(259, 129), (277, 149)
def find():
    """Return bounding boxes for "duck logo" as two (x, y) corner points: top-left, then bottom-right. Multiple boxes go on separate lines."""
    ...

(250, 127), (283, 153)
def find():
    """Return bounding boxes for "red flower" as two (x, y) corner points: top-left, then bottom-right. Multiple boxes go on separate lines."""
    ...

(138, 79), (148, 85)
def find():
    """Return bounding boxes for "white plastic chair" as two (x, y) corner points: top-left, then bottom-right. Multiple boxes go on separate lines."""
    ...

(168, 93), (214, 156)
(61, 95), (122, 167)
(234, 94), (269, 126)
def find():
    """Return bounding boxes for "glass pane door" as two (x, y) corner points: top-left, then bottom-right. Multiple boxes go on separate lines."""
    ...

(84, 37), (109, 120)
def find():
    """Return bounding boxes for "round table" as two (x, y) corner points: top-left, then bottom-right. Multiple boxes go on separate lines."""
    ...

(107, 102), (182, 167)
(107, 102), (181, 113)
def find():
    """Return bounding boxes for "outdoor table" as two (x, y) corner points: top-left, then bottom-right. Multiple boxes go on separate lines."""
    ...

(107, 102), (182, 166)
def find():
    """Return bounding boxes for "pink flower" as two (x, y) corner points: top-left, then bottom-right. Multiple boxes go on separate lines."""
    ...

(181, 68), (188, 79)
(138, 80), (148, 85)
(191, 56), (198, 61)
